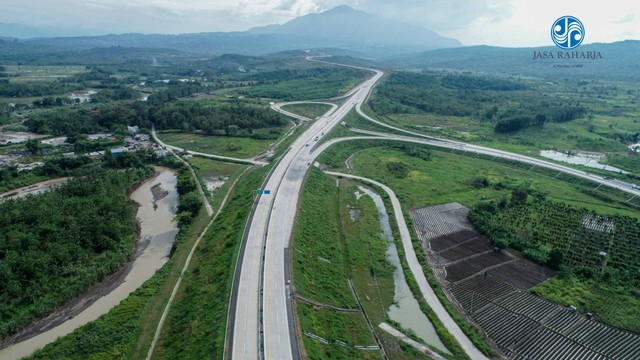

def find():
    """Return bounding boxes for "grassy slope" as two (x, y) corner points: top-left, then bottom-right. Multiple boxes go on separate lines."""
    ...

(293, 168), (434, 360)
(532, 278), (640, 333)
(281, 103), (333, 119)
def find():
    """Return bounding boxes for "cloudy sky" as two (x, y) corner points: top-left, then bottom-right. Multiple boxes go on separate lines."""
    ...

(0, 0), (637, 46)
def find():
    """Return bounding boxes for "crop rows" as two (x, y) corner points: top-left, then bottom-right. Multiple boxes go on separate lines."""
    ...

(438, 236), (492, 262)
(413, 203), (640, 359)
(445, 252), (512, 282)
(410, 202), (473, 242)
(451, 276), (640, 359)
(487, 260), (555, 289)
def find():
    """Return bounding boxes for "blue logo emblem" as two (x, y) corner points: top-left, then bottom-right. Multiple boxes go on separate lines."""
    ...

(551, 16), (585, 50)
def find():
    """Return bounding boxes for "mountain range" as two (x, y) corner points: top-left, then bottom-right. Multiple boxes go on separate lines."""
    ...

(0, 6), (460, 58)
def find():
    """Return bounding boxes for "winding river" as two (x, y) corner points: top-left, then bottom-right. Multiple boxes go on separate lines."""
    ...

(0, 168), (179, 360)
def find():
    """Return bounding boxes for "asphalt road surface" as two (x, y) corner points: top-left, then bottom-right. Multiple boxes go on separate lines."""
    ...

(229, 64), (383, 360)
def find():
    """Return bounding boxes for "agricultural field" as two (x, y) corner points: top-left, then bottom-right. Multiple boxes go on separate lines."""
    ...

(469, 199), (640, 332)
(366, 71), (640, 177)
(411, 202), (640, 359)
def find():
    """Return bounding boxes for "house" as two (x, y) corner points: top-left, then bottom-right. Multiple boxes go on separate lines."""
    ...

(111, 147), (129, 157)
(127, 126), (139, 134)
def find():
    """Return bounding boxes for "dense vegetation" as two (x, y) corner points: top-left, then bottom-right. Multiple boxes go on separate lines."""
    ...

(23, 101), (288, 138)
(469, 200), (639, 286)
(0, 168), (151, 340)
(237, 66), (366, 101)
(150, 103), (288, 135)
(371, 72), (584, 133)
(468, 199), (640, 332)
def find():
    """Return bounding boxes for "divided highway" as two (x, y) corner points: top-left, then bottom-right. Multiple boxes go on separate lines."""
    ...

(228, 64), (383, 359)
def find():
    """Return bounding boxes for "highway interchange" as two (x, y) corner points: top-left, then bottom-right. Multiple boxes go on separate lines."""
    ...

(157, 58), (638, 359)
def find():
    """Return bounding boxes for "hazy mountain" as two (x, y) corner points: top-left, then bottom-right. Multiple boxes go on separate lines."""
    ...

(387, 40), (640, 81)
(12, 6), (459, 58)
(0, 22), (94, 39)
(248, 5), (460, 53)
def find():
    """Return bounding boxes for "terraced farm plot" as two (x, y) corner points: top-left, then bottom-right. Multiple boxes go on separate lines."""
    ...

(445, 252), (512, 283)
(488, 259), (556, 289)
(410, 202), (640, 359)
(438, 236), (492, 262)
(455, 277), (640, 360)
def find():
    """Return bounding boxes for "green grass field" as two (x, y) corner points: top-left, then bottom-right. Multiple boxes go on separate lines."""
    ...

(159, 129), (288, 158)
(281, 103), (333, 119)
(188, 156), (244, 178)
(318, 141), (639, 219)
(293, 168), (438, 359)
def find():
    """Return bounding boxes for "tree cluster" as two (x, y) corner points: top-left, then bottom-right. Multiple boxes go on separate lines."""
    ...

(0, 168), (150, 339)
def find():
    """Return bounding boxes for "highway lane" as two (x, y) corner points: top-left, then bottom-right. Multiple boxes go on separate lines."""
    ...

(230, 66), (383, 359)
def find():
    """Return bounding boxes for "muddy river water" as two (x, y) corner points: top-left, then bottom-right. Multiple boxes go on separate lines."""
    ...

(0, 168), (178, 360)
(357, 186), (450, 354)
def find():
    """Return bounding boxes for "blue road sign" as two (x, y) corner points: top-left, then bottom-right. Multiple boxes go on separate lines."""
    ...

(264, 190), (271, 195)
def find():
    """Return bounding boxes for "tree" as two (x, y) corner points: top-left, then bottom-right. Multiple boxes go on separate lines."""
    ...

(547, 248), (564, 270)
(386, 161), (409, 178)
(511, 189), (528, 204)
(25, 139), (40, 155)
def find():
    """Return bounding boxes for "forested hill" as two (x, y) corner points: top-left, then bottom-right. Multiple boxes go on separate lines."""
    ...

(387, 40), (640, 81)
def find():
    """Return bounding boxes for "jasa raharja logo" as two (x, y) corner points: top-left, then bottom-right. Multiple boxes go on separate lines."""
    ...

(551, 15), (584, 50)
(533, 15), (602, 61)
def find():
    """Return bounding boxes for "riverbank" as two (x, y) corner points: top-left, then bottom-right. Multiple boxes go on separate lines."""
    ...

(0, 167), (179, 360)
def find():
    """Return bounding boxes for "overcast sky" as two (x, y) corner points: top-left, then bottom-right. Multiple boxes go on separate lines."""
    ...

(0, 0), (638, 46)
